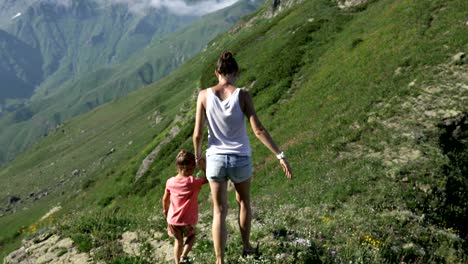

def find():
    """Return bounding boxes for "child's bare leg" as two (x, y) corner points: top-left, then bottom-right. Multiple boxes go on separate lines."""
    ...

(181, 234), (196, 257)
(174, 237), (184, 264)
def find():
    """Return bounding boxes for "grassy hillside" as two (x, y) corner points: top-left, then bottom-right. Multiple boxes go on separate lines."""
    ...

(1, 0), (467, 262)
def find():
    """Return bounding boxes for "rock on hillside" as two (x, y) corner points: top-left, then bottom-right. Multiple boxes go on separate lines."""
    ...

(4, 234), (93, 264)
(335, 0), (369, 9)
(4, 230), (172, 264)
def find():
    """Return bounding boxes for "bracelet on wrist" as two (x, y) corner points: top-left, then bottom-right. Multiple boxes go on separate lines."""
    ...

(276, 152), (286, 160)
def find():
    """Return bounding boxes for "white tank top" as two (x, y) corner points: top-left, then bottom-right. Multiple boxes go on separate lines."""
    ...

(205, 88), (251, 156)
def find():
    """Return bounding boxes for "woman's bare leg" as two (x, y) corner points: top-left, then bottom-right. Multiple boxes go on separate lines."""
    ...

(234, 178), (254, 252)
(209, 181), (228, 264)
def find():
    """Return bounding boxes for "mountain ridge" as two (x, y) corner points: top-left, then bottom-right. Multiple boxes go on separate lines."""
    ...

(0, 29), (42, 112)
(0, 0), (37, 28)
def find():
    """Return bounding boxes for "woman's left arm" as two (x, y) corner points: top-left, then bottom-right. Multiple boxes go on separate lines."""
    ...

(241, 90), (292, 179)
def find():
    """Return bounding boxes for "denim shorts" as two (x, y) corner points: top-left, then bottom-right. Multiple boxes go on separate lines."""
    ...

(206, 154), (252, 183)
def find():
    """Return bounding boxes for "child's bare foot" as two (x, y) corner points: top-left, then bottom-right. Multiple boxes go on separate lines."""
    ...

(180, 256), (192, 264)
(242, 243), (259, 257)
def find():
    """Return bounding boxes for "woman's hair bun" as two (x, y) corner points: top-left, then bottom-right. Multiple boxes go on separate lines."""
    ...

(221, 51), (233, 61)
(216, 51), (238, 76)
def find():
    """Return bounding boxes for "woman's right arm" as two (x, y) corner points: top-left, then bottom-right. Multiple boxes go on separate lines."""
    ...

(241, 90), (292, 179)
(193, 90), (207, 171)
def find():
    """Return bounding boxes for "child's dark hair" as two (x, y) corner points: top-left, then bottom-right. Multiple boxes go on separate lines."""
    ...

(216, 51), (238, 76)
(176, 150), (196, 171)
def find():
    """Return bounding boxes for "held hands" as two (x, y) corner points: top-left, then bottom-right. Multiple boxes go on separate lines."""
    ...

(196, 155), (206, 173)
(279, 158), (292, 179)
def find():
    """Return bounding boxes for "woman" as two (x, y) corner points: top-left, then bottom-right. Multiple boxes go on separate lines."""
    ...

(193, 51), (292, 264)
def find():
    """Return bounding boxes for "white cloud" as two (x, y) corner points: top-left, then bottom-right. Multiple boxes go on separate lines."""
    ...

(29, 0), (241, 16)
(31, 0), (241, 16)
(102, 0), (240, 16)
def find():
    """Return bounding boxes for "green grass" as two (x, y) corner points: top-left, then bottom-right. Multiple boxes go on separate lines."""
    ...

(1, 0), (468, 262)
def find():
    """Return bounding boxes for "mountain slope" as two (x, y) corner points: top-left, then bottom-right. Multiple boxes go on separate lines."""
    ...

(0, 0), (36, 28)
(8, 0), (196, 90)
(0, 29), (42, 111)
(1, 0), (467, 262)
(0, 0), (262, 165)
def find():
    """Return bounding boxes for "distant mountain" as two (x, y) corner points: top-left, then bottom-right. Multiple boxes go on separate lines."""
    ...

(31, 0), (262, 117)
(8, 0), (197, 94)
(0, 29), (42, 112)
(0, 0), (37, 28)
(0, 0), (196, 110)
(0, 0), (263, 164)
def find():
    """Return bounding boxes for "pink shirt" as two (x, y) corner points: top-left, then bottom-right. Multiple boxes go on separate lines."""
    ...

(165, 176), (206, 225)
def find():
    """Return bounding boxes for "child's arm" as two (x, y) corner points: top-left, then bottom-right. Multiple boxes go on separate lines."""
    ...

(162, 191), (170, 216)
(201, 169), (208, 184)
(197, 169), (208, 185)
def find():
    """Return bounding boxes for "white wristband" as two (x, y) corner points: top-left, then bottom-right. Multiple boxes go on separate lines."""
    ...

(276, 152), (286, 159)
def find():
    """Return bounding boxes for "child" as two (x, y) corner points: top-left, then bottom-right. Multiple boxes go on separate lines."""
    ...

(162, 150), (207, 264)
